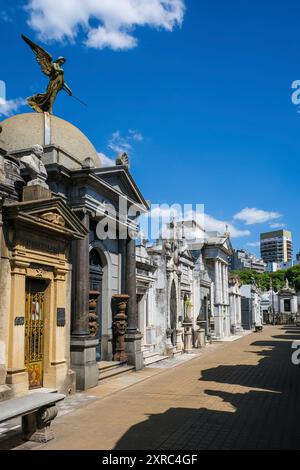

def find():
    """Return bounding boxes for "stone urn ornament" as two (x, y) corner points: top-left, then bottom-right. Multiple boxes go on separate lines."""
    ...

(112, 294), (130, 362)
(88, 290), (100, 337)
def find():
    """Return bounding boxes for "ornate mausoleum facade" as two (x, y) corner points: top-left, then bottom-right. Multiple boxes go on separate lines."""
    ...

(0, 112), (148, 398)
(0, 112), (244, 402)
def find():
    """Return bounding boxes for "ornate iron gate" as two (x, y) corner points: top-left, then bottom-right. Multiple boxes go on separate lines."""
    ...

(25, 280), (46, 389)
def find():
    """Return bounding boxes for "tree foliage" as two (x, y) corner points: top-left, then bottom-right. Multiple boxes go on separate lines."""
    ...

(231, 265), (300, 292)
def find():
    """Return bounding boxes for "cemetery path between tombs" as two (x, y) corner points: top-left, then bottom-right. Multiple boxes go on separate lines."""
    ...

(6, 325), (300, 450)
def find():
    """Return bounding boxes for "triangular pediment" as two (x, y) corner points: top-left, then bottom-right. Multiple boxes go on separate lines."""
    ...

(222, 237), (233, 254)
(4, 197), (87, 239)
(95, 167), (149, 210)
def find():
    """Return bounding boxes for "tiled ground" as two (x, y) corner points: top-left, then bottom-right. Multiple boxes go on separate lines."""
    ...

(1, 325), (300, 450)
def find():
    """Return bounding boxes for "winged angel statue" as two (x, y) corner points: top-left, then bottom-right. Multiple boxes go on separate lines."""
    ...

(21, 34), (73, 114)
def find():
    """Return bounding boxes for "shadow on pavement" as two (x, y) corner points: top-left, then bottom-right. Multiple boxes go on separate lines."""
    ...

(114, 328), (300, 450)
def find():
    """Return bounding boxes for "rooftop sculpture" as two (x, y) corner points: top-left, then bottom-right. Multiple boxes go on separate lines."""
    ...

(21, 34), (73, 114)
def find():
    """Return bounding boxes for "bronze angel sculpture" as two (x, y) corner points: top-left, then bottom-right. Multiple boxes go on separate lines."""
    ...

(21, 34), (73, 114)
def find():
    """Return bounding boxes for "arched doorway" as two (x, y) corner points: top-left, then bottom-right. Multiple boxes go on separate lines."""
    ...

(170, 281), (177, 346)
(89, 249), (103, 361)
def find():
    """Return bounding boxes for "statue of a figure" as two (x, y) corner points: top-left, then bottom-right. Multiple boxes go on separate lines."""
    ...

(20, 144), (48, 188)
(21, 35), (72, 114)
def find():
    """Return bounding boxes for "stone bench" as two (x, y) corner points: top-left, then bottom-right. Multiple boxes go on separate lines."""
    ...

(0, 392), (65, 443)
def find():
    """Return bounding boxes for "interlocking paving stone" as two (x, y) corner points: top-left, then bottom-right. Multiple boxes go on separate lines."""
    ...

(1, 325), (300, 450)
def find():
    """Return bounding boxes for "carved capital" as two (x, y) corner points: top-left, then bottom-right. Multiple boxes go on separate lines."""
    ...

(10, 259), (30, 275)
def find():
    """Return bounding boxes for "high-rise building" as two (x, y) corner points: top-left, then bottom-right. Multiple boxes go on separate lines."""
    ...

(260, 230), (293, 263)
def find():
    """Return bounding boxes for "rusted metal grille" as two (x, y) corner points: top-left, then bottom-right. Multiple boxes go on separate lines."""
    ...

(25, 291), (44, 388)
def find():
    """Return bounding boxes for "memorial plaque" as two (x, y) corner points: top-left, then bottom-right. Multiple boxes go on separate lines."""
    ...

(57, 308), (66, 327)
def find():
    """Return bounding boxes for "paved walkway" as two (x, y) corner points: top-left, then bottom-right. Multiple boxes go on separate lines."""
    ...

(2, 325), (300, 450)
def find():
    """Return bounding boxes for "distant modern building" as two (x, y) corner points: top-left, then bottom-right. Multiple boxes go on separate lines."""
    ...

(229, 248), (266, 273)
(296, 252), (300, 262)
(266, 259), (300, 273)
(260, 230), (293, 264)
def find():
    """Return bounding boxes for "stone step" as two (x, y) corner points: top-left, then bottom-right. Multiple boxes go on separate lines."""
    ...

(173, 350), (183, 358)
(143, 351), (159, 359)
(98, 360), (127, 372)
(98, 363), (135, 382)
(28, 388), (58, 394)
(144, 354), (169, 366)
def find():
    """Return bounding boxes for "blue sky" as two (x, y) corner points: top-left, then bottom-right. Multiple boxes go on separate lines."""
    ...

(0, 0), (299, 256)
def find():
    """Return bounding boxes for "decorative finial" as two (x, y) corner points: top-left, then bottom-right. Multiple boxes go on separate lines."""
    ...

(116, 152), (130, 169)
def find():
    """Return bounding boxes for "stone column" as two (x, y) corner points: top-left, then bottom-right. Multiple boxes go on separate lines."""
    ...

(223, 265), (226, 304)
(6, 260), (30, 396)
(70, 211), (98, 391)
(219, 262), (223, 304)
(236, 295), (241, 329)
(214, 260), (219, 304)
(225, 265), (229, 304)
(0, 198), (9, 399)
(125, 236), (143, 370)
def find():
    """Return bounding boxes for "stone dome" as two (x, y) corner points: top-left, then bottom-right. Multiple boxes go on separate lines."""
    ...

(0, 113), (101, 168)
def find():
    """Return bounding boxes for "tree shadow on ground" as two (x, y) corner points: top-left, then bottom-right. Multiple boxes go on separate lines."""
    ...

(114, 329), (300, 450)
(113, 386), (300, 450)
(200, 339), (294, 392)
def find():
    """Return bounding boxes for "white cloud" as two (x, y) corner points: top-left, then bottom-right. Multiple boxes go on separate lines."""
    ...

(204, 214), (251, 238)
(233, 207), (281, 226)
(129, 129), (143, 142)
(108, 129), (143, 154)
(25, 0), (185, 50)
(98, 152), (115, 167)
(0, 97), (26, 117)
(108, 131), (132, 154)
(270, 223), (286, 229)
(246, 241), (260, 247)
(1, 10), (12, 22)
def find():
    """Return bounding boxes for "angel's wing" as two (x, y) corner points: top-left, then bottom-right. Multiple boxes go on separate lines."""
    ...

(21, 34), (53, 77)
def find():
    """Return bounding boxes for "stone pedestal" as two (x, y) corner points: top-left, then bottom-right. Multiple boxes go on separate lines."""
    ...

(176, 328), (184, 351)
(194, 328), (206, 348)
(70, 338), (99, 391)
(183, 321), (194, 353)
(0, 360), (11, 400)
(22, 405), (58, 443)
(165, 328), (176, 357)
(22, 185), (52, 201)
(125, 332), (143, 370)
